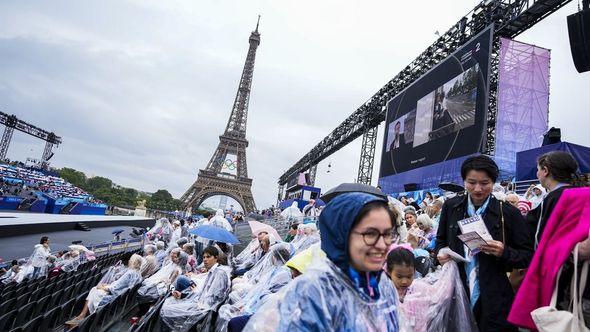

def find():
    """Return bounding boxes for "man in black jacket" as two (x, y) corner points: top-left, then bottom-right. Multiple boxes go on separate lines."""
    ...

(435, 155), (533, 331)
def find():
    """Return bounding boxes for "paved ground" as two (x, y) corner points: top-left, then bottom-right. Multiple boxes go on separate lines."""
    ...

(234, 221), (254, 253)
(0, 225), (139, 262)
(0, 219), (283, 264)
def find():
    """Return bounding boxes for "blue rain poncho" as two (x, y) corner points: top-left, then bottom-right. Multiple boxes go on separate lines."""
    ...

(160, 263), (230, 332)
(244, 192), (400, 332)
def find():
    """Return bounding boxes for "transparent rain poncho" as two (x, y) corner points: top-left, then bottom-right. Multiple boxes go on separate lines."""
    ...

(229, 243), (292, 304)
(99, 261), (128, 284)
(233, 239), (263, 272)
(288, 224), (306, 246)
(209, 209), (233, 232)
(280, 202), (304, 221)
(30, 244), (50, 268)
(216, 264), (292, 331)
(98, 267), (142, 305)
(137, 261), (182, 303)
(291, 223), (320, 253)
(243, 254), (400, 332)
(233, 239), (258, 266)
(13, 244), (52, 282)
(85, 267), (142, 313)
(243, 243), (290, 284)
(146, 218), (165, 239)
(159, 220), (173, 243)
(1, 266), (20, 284)
(160, 264), (230, 332)
(398, 261), (477, 332)
(14, 263), (34, 283)
(59, 251), (81, 272)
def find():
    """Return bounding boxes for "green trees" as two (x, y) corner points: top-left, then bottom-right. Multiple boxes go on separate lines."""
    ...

(146, 189), (182, 211)
(56, 167), (181, 210)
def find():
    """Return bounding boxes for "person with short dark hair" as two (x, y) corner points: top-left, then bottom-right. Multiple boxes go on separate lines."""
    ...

(386, 247), (415, 302)
(284, 223), (299, 242)
(160, 245), (229, 331)
(30, 236), (50, 279)
(1, 259), (20, 284)
(435, 155), (532, 331)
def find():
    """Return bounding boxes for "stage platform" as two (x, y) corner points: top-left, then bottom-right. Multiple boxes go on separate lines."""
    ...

(0, 212), (154, 238)
(0, 212), (155, 262)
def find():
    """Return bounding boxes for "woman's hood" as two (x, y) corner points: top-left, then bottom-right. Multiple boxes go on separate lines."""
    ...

(216, 209), (224, 217)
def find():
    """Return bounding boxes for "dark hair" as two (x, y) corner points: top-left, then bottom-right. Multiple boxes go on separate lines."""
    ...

(461, 155), (499, 182)
(11, 259), (18, 266)
(290, 223), (299, 231)
(425, 192), (433, 199)
(203, 246), (219, 258)
(40, 236), (49, 244)
(215, 242), (228, 253)
(352, 200), (398, 230)
(121, 252), (134, 266)
(386, 247), (415, 271)
(538, 151), (586, 186)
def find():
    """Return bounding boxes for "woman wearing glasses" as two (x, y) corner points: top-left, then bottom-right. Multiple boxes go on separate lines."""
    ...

(245, 191), (401, 331)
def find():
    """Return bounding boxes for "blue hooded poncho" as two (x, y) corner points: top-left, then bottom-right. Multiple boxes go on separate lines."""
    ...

(243, 192), (400, 332)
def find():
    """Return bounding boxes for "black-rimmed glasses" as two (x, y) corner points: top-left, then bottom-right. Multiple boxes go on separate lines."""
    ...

(351, 228), (395, 246)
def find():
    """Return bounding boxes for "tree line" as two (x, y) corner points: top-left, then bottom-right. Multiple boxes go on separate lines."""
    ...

(57, 167), (182, 211)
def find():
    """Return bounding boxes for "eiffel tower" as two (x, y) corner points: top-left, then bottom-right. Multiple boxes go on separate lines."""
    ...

(180, 17), (260, 213)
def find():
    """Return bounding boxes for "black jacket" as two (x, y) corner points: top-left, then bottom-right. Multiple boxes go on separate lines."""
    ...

(435, 195), (533, 332)
(526, 185), (571, 248)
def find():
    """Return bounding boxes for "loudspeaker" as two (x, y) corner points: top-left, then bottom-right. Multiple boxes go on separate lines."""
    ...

(403, 183), (419, 192)
(542, 127), (562, 146)
(567, 8), (590, 73)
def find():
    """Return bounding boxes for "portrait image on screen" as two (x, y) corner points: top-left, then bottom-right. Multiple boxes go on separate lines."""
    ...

(385, 110), (416, 152)
(379, 26), (493, 178)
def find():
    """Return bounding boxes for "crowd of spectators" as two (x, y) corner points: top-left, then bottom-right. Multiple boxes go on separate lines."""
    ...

(0, 161), (101, 204)
(0, 151), (588, 331)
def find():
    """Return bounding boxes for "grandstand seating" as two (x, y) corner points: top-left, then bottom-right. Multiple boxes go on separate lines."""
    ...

(0, 163), (93, 201)
(0, 250), (139, 332)
(0, 162), (107, 214)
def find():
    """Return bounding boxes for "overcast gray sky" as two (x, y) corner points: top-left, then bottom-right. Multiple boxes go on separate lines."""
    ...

(0, 0), (588, 209)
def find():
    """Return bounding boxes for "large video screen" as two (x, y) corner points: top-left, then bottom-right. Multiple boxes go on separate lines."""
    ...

(379, 26), (493, 178)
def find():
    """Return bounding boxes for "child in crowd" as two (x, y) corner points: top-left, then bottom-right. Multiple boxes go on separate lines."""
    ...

(386, 247), (415, 302)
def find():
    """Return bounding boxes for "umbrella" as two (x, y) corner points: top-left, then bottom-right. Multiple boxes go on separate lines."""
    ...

(314, 198), (326, 207)
(190, 225), (240, 245)
(247, 220), (281, 242)
(320, 183), (386, 203)
(112, 228), (125, 235)
(438, 182), (465, 193)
